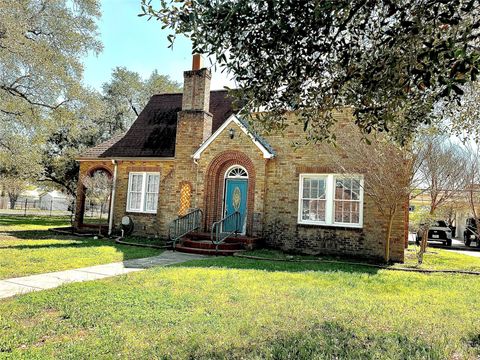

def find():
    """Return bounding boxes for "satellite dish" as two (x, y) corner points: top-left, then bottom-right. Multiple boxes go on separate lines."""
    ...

(121, 216), (134, 236)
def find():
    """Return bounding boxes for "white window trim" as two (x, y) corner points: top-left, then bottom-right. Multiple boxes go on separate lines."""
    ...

(225, 165), (249, 179)
(192, 114), (275, 160)
(298, 174), (364, 228)
(126, 172), (160, 214)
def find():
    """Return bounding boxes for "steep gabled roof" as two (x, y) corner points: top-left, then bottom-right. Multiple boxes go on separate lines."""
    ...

(193, 114), (275, 160)
(79, 90), (236, 159)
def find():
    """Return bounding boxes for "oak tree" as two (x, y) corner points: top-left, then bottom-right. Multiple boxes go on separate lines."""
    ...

(142, 0), (480, 143)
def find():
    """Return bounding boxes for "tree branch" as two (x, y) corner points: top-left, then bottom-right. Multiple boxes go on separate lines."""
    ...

(1, 84), (69, 110)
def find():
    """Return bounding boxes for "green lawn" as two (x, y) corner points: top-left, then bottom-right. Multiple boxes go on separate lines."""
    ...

(242, 247), (480, 272)
(401, 247), (480, 271)
(0, 216), (162, 279)
(0, 215), (72, 232)
(0, 257), (479, 359)
(1, 217), (480, 358)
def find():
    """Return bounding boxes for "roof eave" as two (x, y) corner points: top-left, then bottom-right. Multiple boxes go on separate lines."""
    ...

(192, 114), (275, 160)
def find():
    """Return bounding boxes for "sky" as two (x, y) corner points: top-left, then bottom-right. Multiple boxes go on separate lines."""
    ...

(82, 0), (235, 92)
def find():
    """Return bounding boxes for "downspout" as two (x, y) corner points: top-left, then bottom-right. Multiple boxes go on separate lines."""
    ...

(108, 159), (118, 236)
(193, 157), (199, 208)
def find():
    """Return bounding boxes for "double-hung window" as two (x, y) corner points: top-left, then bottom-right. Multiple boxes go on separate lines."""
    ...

(127, 172), (160, 213)
(298, 174), (363, 228)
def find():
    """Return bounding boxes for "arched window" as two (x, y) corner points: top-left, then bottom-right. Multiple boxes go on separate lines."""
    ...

(178, 183), (192, 216)
(225, 166), (248, 179)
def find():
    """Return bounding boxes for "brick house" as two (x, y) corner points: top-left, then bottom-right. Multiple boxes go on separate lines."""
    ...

(75, 56), (407, 262)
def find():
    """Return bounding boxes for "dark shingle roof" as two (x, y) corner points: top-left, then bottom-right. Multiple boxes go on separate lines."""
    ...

(80, 90), (235, 159)
(80, 133), (126, 159)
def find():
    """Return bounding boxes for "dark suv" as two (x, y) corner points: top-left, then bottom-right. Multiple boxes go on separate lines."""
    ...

(463, 218), (480, 247)
(416, 220), (452, 246)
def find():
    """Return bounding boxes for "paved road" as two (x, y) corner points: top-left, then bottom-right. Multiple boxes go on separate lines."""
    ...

(408, 234), (480, 256)
(0, 251), (205, 300)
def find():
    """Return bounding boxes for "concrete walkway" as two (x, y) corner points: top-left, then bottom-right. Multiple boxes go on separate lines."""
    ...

(0, 251), (205, 300)
(446, 249), (480, 258)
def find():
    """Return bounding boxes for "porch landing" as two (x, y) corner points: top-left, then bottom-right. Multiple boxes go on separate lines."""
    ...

(175, 232), (263, 256)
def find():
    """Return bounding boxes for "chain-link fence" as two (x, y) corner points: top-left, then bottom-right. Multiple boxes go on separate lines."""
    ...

(0, 196), (109, 220)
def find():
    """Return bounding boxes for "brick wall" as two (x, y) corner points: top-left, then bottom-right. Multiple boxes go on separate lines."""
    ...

(112, 160), (175, 236)
(260, 111), (406, 262)
(182, 69), (211, 113)
(76, 110), (406, 262)
(196, 121), (267, 236)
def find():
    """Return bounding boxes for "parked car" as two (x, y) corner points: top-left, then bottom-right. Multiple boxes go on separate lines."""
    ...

(463, 218), (480, 247)
(416, 220), (452, 246)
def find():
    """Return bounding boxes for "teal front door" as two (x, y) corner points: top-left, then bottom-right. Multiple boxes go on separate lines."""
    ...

(224, 179), (248, 233)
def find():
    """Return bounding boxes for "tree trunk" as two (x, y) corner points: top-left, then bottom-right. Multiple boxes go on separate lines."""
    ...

(8, 193), (18, 209)
(417, 205), (437, 265)
(385, 206), (397, 263)
(417, 225), (430, 265)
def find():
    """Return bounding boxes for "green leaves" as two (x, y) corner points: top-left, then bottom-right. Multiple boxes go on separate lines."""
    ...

(141, 0), (480, 144)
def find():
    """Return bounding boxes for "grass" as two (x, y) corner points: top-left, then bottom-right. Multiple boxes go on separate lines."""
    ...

(0, 257), (479, 359)
(0, 216), (163, 279)
(1, 217), (480, 358)
(241, 248), (480, 272)
(399, 247), (480, 272)
(0, 215), (72, 232)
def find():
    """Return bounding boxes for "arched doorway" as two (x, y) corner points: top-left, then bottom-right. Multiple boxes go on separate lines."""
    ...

(203, 150), (256, 235)
(223, 165), (248, 234)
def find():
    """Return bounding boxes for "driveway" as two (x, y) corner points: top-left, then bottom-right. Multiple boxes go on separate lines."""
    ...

(408, 233), (480, 256)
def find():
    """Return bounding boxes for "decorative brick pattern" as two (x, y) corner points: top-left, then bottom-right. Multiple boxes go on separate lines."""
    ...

(178, 182), (192, 216)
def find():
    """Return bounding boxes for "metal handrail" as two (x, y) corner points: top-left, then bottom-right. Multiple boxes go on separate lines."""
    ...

(169, 208), (203, 250)
(211, 211), (242, 254)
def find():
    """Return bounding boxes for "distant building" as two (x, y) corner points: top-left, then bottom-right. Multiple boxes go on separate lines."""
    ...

(39, 191), (70, 211)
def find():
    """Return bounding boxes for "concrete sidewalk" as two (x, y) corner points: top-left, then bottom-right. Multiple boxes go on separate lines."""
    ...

(0, 251), (205, 300)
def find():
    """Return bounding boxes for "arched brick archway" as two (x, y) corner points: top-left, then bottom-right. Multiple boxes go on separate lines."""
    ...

(74, 164), (113, 230)
(203, 150), (256, 235)
(87, 165), (113, 178)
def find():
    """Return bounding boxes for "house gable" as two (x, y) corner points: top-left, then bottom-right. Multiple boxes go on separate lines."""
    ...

(193, 114), (275, 160)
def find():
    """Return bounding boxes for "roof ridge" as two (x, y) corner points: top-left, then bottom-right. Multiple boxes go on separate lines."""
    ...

(151, 89), (231, 97)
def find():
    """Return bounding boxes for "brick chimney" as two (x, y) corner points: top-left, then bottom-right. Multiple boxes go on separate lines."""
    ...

(175, 54), (213, 163)
(182, 54), (211, 113)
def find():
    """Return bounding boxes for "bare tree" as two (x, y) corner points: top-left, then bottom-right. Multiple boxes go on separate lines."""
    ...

(414, 134), (468, 260)
(417, 135), (467, 215)
(328, 123), (415, 263)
